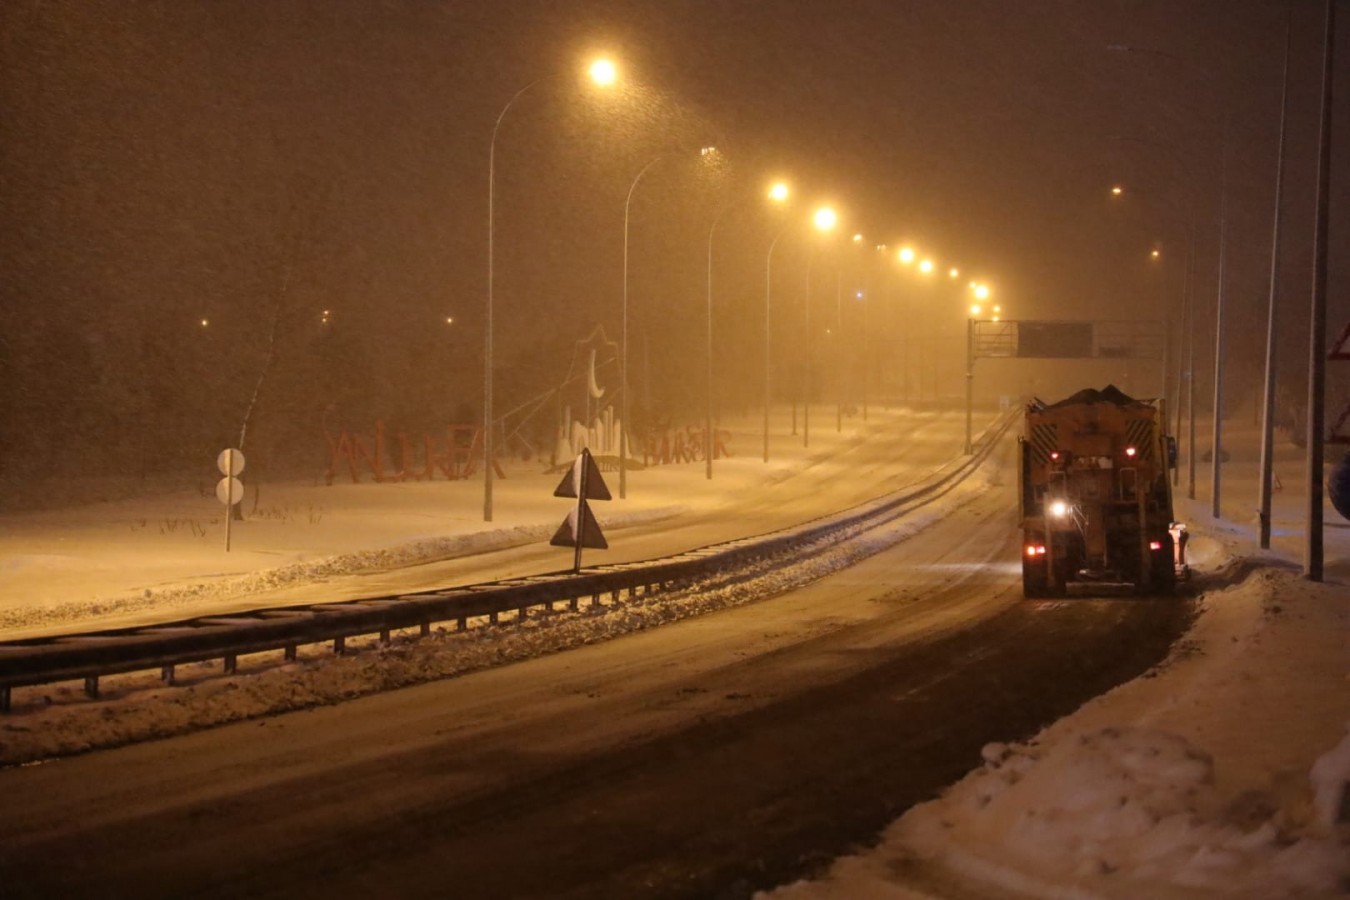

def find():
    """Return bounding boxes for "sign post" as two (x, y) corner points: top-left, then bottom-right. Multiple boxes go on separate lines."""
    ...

(216, 448), (245, 552)
(550, 448), (611, 573)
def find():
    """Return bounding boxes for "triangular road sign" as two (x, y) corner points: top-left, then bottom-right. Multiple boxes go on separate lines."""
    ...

(550, 503), (608, 549)
(1330, 321), (1350, 361)
(553, 448), (612, 500)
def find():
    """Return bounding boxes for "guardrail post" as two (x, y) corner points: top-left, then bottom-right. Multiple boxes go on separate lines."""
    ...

(84, 676), (99, 699)
(379, 629), (391, 645)
(1, 686), (10, 713)
(223, 654), (237, 675)
(457, 615), (467, 631)
(420, 622), (431, 637)
(569, 596), (579, 612)
(284, 644), (297, 662)
(161, 665), (175, 685)
(333, 636), (345, 655)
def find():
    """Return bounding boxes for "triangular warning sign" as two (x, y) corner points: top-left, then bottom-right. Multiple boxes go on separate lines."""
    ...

(1330, 321), (1350, 361)
(552, 448), (611, 500)
(1329, 404), (1350, 446)
(550, 503), (608, 549)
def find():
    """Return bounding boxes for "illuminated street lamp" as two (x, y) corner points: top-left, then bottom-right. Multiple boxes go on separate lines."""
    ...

(706, 177), (791, 479)
(484, 56), (618, 521)
(803, 205), (838, 448)
(763, 180), (792, 463)
(964, 281), (995, 454)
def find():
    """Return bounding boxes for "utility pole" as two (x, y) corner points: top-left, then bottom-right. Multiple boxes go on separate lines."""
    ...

(1306, 0), (1336, 581)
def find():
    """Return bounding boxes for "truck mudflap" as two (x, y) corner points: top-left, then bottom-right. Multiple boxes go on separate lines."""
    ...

(1170, 521), (1190, 581)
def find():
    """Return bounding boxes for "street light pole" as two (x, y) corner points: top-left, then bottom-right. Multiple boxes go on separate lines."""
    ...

(484, 78), (542, 523)
(621, 154), (665, 500)
(484, 60), (617, 522)
(1305, 0), (1336, 582)
(1258, 5), (1293, 549)
(765, 223), (791, 463)
(836, 264), (843, 433)
(1211, 136), (1229, 519)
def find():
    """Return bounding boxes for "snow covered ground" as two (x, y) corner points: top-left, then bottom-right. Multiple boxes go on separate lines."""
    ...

(763, 421), (1350, 899)
(1, 408), (1346, 898)
(0, 406), (947, 639)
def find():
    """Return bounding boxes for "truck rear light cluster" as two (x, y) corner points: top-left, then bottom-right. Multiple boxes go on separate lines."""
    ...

(1025, 544), (1047, 557)
(1149, 540), (1163, 551)
(1126, 446), (1138, 458)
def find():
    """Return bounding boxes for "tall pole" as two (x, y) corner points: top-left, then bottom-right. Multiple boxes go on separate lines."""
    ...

(485, 79), (544, 523)
(1175, 221), (1194, 486)
(1306, 0), (1335, 581)
(1259, 7), (1293, 549)
(706, 207), (732, 480)
(964, 316), (975, 454)
(804, 249), (814, 448)
(1210, 126), (1229, 520)
(621, 156), (664, 500)
(836, 265), (844, 433)
(765, 226), (789, 463)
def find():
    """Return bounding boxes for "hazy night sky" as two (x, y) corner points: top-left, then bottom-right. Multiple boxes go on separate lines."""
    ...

(0, 1), (1344, 487)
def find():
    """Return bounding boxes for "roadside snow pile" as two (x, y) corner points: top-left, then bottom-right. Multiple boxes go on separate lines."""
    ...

(762, 559), (1350, 900)
(892, 726), (1350, 899)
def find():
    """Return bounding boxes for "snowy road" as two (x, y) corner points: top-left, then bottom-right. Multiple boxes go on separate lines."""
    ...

(0, 442), (1194, 899)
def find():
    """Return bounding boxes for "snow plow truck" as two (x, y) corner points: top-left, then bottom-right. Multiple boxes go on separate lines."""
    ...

(1018, 386), (1187, 597)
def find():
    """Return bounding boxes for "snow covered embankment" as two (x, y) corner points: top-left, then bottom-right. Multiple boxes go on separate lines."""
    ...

(764, 557), (1350, 899)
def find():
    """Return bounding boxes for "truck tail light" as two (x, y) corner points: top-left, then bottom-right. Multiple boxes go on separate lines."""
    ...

(1149, 540), (1162, 551)
(1026, 544), (1047, 557)
(1126, 446), (1137, 458)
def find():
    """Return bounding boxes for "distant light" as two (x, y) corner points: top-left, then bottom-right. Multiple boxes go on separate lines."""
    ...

(588, 58), (618, 86)
(970, 304), (982, 316)
(1126, 446), (1137, 457)
(1151, 248), (1161, 259)
(918, 258), (934, 274)
(973, 284), (991, 301)
(768, 181), (790, 202)
(852, 233), (863, 243)
(446, 316), (455, 325)
(813, 207), (838, 232)
(993, 305), (1001, 313)
(1149, 540), (1163, 551)
(875, 243), (887, 252)
(700, 146), (717, 157)
(948, 267), (960, 279)
(1111, 185), (1123, 197)
(992, 315), (1000, 322)
(1049, 500), (1070, 518)
(200, 318), (209, 328)
(855, 290), (864, 299)
(898, 246), (916, 265)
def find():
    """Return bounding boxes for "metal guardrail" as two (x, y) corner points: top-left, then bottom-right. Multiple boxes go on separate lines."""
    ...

(0, 412), (1015, 712)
